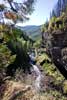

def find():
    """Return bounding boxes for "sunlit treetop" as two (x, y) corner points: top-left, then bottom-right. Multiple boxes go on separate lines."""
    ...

(0, 0), (35, 25)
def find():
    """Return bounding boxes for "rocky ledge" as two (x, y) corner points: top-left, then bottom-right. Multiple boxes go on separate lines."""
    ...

(42, 29), (67, 79)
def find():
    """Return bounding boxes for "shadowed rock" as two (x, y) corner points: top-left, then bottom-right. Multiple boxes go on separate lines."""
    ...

(42, 29), (67, 79)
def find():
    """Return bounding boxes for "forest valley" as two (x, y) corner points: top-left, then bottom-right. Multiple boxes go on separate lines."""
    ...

(0, 0), (67, 100)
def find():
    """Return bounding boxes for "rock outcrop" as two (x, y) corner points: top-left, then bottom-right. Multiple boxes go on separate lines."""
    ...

(42, 29), (67, 79)
(42, 12), (67, 79)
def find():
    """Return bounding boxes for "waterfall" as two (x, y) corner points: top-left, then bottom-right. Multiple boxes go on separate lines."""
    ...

(29, 53), (44, 92)
(32, 64), (42, 91)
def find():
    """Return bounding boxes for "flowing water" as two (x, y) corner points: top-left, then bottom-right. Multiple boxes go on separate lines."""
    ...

(29, 53), (44, 92)
(31, 64), (44, 92)
(32, 64), (41, 91)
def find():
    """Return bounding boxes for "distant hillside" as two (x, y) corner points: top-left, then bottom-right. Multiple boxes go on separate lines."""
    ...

(18, 25), (42, 41)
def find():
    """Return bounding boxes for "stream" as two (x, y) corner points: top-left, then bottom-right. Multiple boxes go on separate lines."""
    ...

(29, 53), (44, 92)
(31, 64), (41, 91)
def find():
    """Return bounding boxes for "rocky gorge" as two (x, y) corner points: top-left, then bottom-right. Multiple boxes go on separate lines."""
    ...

(42, 13), (67, 79)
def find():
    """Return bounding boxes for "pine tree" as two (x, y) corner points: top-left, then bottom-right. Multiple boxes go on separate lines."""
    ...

(0, 0), (35, 76)
(0, 0), (35, 25)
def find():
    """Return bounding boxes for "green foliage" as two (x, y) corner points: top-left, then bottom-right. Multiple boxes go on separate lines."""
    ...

(12, 28), (23, 38)
(41, 21), (49, 32)
(0, 43), (16, 69)
(42, 13), (67, 32)
(48, 16), (57, 31)
(34, 40), (41, 48)
(0, 23), (34, 77)
(43, 62), (64, 84)
(63, 80), (67, 94)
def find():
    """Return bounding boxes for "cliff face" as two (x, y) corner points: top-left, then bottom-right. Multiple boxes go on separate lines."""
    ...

(42, 29), (67, 78)
(51, 0), (67, 17)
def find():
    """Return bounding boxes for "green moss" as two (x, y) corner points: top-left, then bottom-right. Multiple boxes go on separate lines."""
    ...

(42, 59), (64, 85)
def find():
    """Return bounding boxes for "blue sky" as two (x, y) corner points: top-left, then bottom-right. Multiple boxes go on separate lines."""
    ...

(19, 0), (57, 26)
